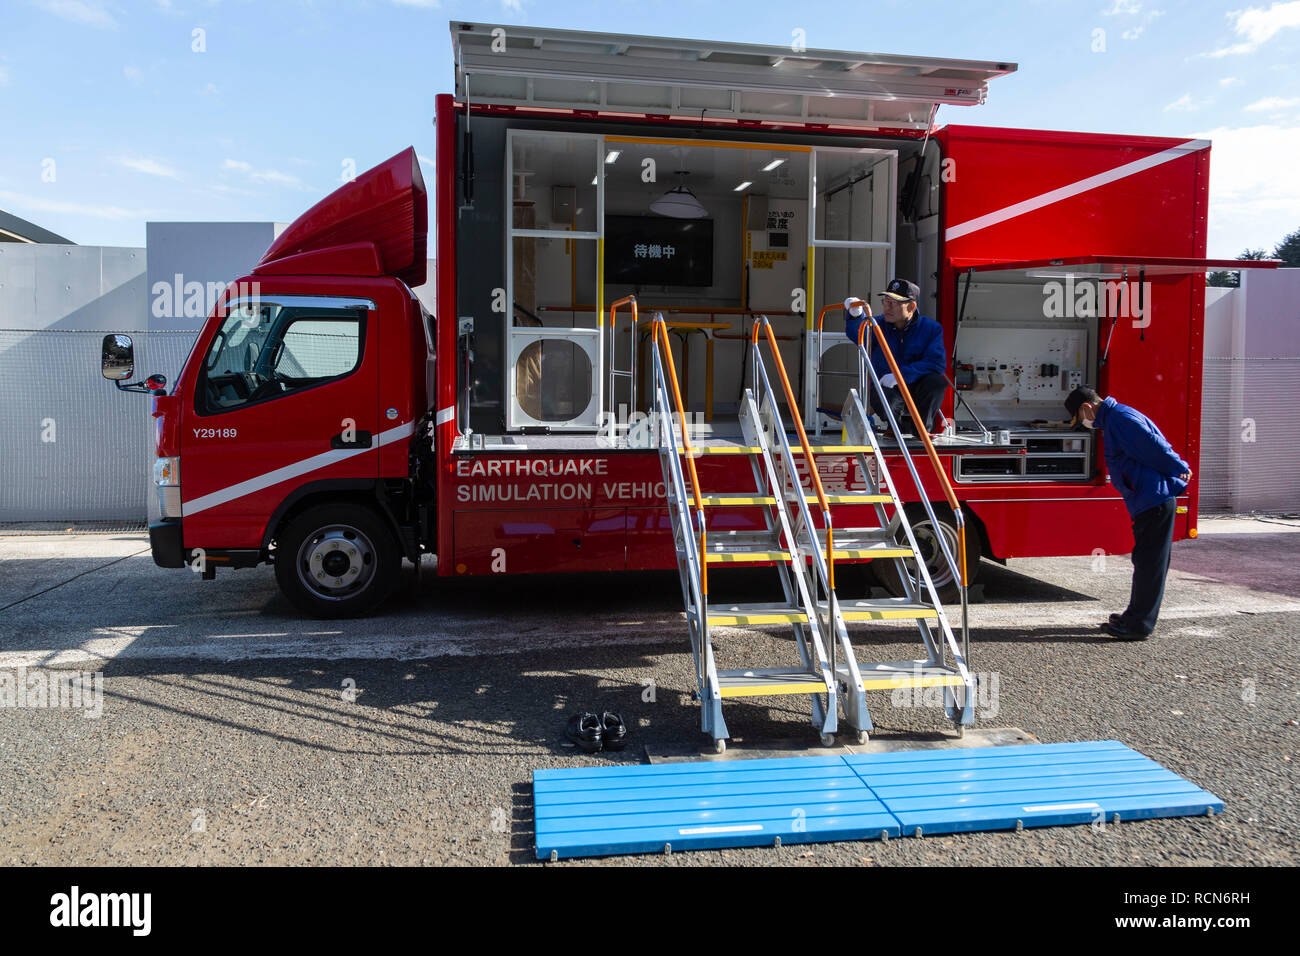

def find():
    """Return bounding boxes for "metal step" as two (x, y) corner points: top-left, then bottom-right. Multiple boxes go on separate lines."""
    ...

(700, 493), (777, 507)
(678, 444), (873, 456)
(716, 667), (830, 698)
(706, 602), (809, 626)
(818, 598), (939, 622)
(702, 531), (790, 564)
(817, 493), (893, 505)
(836, 660), (965, 691)
(705, 549), (791, 564)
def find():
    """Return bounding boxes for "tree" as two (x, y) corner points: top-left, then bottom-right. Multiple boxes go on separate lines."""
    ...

(1273, 228), (1300, 267)
(1206, 248), (1271, 287)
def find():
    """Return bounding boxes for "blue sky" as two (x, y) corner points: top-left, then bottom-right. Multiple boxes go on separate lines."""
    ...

(1, 0), (1297, 257)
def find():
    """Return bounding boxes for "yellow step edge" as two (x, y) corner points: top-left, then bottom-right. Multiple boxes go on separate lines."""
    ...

(820, 493), (892, 504)
(841, 608), (939, 621)
(678, 446), (762, 455)
(719, 683), (828, 698)
(707, 611), (809, 626)
(861, 674), (966, 691)
(828, 547), (914, 560)
(702, 495), (777, 506)
(705, 551), (791, 563)
(807, 445), (874, 453)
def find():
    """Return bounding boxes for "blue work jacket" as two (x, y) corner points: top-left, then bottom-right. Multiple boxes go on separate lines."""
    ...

(1095, 397), (1189, 518)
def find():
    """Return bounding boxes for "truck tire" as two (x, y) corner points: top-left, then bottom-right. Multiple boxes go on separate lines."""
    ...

(274, 503), (400, 618)
(874, 504), (981, 605)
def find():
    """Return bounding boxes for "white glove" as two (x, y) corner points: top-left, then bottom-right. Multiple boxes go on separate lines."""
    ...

(844, 296), (865, 318)
(880, 373), (897, 389)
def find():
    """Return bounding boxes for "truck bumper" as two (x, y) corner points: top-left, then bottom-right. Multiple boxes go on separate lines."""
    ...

(149, 519), (185, 568)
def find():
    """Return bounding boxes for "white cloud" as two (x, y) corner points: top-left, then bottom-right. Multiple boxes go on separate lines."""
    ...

(1219, 76), (1242, 86)
(417, 154), (435, 167)
(1123, 26), (1144, 39)
(392, 0), (440, 7)
(0, 189), (150, 220)
(0, 64), (9, 86)
(35, 0), (117, 28)
(1102, 0), (1142, 14)
(117, 156), (180, 179)
(1192, 123), (1300, 256)
(1207, 0), (1300, 56)
(123, 65), (142, 85)
(1245, 96), (1300, 111)
(502, 0), (524, 12)
(1165, 93), (1210, 111)
(222, 158), (308, 189)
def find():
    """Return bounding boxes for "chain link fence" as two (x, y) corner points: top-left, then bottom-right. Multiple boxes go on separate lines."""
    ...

(1199, 357), (1300, 513)
(0, 329), (199, 522)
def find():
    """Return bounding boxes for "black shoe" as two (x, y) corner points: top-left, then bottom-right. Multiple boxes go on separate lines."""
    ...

(600, 712), (628, 751)
(1101, 621), (1149, 641)
(1109, 613), (1126, 626)
(565, 713), (603, 753)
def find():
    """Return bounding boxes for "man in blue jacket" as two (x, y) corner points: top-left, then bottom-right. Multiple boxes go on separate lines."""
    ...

(844, 278), (948, 436)
(1065, 386), (1192, 640)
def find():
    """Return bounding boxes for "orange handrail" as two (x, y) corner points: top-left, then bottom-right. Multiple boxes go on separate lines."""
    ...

(608, 295), (639, 413)
(608, 294), (638, 327)
(854, 315), (968, 588)
(650, 315), (708, 595)
(750, 317), (835, 590)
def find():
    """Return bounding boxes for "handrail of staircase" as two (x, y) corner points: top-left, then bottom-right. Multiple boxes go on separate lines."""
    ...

(650, 346), (710, 698)
(844, 302), (970, 662)
(607, 295), (639, 423)
(649, 312), (708, 596)
(750, 315), (836, 592)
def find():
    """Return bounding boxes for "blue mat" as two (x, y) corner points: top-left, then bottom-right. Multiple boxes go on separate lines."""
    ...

(533, 740), (1223, 860)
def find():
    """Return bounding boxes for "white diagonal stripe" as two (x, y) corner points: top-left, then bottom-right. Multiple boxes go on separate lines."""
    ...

(182, 421), (415, 516)
(435, 405), (455, 425)
(945, 139), (1210, 243)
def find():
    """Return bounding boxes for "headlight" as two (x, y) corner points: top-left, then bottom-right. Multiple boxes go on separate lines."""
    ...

(154, 457), (180, 486)
(154, 457), (181, 517)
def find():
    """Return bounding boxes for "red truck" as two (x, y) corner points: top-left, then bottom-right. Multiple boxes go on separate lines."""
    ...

(103, 22), (1276, 619)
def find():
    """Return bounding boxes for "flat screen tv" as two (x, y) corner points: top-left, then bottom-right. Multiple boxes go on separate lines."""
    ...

(603, 215), (713, 287)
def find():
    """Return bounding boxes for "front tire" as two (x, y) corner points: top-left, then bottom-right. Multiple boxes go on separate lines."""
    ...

(274, 503), (400, 618)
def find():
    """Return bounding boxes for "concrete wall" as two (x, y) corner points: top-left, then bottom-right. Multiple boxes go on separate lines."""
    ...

(1200, 268), (1300, 513)
(0, 224), (284, 523)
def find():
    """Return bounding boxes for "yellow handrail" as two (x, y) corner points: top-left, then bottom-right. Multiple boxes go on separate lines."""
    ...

(650, 315), (708, 595)
(750, 317), (836, 590)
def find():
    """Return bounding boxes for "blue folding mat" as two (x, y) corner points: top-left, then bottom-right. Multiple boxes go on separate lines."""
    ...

(532, 740), (1223, 860)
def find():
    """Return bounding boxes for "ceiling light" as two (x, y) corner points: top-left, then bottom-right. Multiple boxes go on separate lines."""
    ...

(762, 159), (785, 172)
(650, 172), (708, 218)
(605, 150), (621, 164)
(734, 181), (752, 192)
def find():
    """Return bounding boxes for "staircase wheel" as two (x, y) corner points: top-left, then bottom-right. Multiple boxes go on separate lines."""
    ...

(713, 738), (727, 754)
(855, 730), (869, 745)
(820, 733), (836, 747)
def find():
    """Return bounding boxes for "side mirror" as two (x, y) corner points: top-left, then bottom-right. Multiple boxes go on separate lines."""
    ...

(102, 334), (135, 381)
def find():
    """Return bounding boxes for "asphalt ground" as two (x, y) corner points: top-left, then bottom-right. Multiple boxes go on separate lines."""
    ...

(0, 516), (1296, 866)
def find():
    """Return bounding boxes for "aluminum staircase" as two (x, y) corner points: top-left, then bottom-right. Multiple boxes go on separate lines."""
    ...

(647, 308), (976, 752)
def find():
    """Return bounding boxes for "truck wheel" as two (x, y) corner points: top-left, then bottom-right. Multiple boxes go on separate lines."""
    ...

(875, 504), (981, 605)
(274, 504), (400, 618)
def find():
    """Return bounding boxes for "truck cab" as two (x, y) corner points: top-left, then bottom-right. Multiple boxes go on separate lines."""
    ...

(104, 149), (437, 616)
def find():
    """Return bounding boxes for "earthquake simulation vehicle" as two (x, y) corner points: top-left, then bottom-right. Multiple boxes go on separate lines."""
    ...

(103, 22), (1278, 748)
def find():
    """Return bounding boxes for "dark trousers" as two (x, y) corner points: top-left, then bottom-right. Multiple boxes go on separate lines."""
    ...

(1123, 497), (1177, 634)
(873, 372), (947, 435)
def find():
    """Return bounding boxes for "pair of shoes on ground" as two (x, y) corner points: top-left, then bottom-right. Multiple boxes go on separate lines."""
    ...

(565, 712), (628, 753)
(1102, 613), (1150, 641)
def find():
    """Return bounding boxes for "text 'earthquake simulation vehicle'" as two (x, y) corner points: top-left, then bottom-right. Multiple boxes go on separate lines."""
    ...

(104, 22), (1277, 747)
